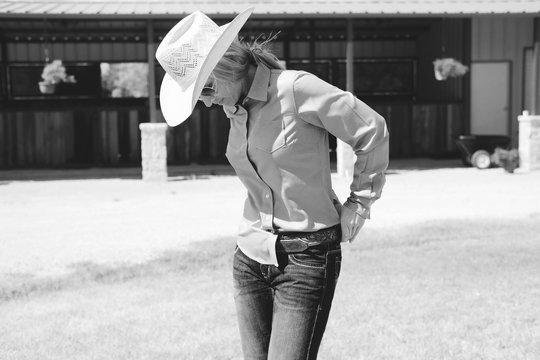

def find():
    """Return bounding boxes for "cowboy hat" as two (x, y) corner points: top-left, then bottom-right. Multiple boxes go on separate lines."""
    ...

(156, 8), (254, 127)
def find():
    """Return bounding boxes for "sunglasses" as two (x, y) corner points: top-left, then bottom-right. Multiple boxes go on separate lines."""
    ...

(200, 77), (217, 97)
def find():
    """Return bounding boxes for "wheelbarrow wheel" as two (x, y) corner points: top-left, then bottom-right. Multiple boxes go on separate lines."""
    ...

(471, 150), (491, 169)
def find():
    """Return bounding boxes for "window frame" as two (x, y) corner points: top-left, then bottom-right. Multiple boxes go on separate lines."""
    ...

(7, 61), (102, 100)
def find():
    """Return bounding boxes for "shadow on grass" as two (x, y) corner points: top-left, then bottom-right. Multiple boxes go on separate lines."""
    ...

(0, 237), (237, 303)
(386, 158), (465, 172)
(2, 215), (539, 303)
(356, 214), (540, 252)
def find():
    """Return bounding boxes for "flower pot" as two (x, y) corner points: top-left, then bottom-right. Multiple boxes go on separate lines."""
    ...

(39, 82), (57, 94)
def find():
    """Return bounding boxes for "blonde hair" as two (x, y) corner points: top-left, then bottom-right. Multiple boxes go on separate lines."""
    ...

(211, 36), (284, 86)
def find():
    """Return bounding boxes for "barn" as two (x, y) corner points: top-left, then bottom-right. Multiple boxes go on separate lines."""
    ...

(0, 0), (539, 169)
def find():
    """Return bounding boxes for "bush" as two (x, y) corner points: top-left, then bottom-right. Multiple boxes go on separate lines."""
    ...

(492, 147), (519, 173)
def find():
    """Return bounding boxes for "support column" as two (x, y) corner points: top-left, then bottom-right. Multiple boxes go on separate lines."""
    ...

(147, 20), (157, 123)
(140, 123), (168, 181)
(518, 112), (540, 171)
(139, 21), (168, 181)
(337, 19), (356, 178)
(0, 32), (9, 98)
(532, 42), (540, 115)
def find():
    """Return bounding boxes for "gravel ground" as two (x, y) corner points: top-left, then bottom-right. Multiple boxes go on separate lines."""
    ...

(1, 160), (539, 278)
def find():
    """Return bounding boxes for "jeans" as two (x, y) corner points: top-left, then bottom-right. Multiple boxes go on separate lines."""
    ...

(233, 239), (342, 360)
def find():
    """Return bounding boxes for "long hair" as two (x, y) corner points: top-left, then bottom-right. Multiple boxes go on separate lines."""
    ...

(211, 35), (284, 86)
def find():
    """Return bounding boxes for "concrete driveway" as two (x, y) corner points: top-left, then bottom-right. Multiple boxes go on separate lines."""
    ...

(1, 159), (539, 278)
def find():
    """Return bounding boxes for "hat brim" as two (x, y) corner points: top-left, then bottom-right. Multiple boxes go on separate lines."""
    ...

(159, 8), (254, 127)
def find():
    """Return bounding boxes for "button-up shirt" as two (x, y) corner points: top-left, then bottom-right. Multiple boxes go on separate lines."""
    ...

(225, 65), (389, 266)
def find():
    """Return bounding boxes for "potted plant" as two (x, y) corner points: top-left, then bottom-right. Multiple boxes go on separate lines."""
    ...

(492, 147), (520, 173)
(432, 58), (469, 81)
(39, 60), (76, 94)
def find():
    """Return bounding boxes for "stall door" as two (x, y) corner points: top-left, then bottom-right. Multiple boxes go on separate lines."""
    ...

(470, 62), (510, 135)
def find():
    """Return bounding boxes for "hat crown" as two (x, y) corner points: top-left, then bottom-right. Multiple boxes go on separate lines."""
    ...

(156, 12), (222, 90)
(155, 8), (253, 127)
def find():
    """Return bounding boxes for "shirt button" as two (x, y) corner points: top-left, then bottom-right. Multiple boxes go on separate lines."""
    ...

(265, 194), (270, 199)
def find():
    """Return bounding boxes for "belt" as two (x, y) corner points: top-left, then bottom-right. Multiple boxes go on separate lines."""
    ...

(275, 224), (341, 253)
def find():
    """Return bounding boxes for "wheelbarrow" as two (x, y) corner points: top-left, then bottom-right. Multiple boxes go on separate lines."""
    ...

(453, 135), (511, 169)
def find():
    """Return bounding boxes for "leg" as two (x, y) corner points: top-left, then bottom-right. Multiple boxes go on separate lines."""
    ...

(268, 245), (342, 360)
(233, 247), (274, 360)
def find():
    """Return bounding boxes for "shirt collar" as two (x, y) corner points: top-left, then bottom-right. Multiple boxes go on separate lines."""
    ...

(242, 64), (271, 105)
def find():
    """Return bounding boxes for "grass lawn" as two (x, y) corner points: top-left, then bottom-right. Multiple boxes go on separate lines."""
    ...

(1, 216), (540, 360)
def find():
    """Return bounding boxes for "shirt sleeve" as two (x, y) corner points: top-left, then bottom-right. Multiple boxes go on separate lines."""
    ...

(292, 71), (389, 219)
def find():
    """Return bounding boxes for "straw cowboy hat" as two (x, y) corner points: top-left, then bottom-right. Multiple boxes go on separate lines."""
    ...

(156, 8), (254, 127)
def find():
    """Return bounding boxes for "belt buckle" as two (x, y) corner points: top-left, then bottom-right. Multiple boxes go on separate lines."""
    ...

(276, 238), (309, 253)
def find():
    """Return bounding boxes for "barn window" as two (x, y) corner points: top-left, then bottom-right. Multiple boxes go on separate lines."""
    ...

(100, 62), (149, 98)
(8, 63), (101, 99)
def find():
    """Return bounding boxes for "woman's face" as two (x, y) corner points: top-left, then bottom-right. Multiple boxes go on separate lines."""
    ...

(199, 75), (244, 108)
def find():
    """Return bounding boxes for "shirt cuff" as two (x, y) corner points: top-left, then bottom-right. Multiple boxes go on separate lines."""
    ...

(344, 197), (371, 219)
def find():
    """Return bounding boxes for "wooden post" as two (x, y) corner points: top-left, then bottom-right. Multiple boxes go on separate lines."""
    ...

(346, 20), (354, 95)
(309, 19), (316, 74)
(147, 20), (157, 123)
(0, 32), (8, 98)
(532, 42), (540, 115)
(337, 19), (356, 178)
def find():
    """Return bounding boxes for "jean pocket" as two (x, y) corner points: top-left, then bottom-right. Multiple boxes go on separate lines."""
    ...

(328, 248), (342, 282)
(289, 247), (327, 269)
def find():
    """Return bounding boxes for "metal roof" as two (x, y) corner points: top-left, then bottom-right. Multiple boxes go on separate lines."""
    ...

(0, 0), (538, 18)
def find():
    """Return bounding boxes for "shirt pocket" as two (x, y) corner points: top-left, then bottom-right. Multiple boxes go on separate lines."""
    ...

(250, 118), (287, 154)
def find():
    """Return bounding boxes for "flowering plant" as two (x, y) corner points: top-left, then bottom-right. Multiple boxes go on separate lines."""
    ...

(492, 147), (519, 173)
(40, 60), (76, 85)
(432, 58), (469, 81)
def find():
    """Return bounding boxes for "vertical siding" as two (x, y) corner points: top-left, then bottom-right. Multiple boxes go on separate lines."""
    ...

(6, 42), (146, 62)
(314, 41), (346, 58)
(417, 18), (468, 101)
(0, 108), (148, 168)
(0, 111), (77, 167)
(411, 103), (464, 156)
(372, 104), (411, 157)
(354, 40), (416, 58)
(523, 48), (535, 112)
(312, 40), (416, 59)
(472, 17), (534, 141)
(289, 41), (310, 59)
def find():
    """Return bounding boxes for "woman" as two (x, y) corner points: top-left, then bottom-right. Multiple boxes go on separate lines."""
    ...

(156, 8), (389, 360)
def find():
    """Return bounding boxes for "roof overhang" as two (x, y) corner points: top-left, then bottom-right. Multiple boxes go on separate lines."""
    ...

(0, 0), (538, 19)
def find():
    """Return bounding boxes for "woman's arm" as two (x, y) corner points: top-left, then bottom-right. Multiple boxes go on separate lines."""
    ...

(292, 72), (390, 241)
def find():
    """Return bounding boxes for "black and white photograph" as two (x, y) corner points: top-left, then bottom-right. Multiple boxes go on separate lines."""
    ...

(0, 0), (539, 359)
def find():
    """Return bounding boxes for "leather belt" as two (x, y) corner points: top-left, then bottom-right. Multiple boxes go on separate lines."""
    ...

(275, 224), (341, 253)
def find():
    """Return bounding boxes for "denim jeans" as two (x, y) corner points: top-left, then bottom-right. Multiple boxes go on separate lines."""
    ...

(233, 239), (342, 360)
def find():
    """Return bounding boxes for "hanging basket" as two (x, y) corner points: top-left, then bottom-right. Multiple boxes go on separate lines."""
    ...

(434, 69), (444, 81)
(38, 60), (76, 94)
(38, 81), (57, 94)
(432, 58), (469, 81)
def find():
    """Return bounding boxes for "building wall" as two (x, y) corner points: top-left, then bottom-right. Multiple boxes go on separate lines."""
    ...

(471, 16), (535, 143)
(6, 42), (146, 62)
(416, 18), (469, 102)
(0, 17), (471, 168)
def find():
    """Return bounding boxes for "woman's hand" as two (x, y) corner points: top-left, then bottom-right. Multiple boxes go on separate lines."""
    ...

(339, 205), (366, 243)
